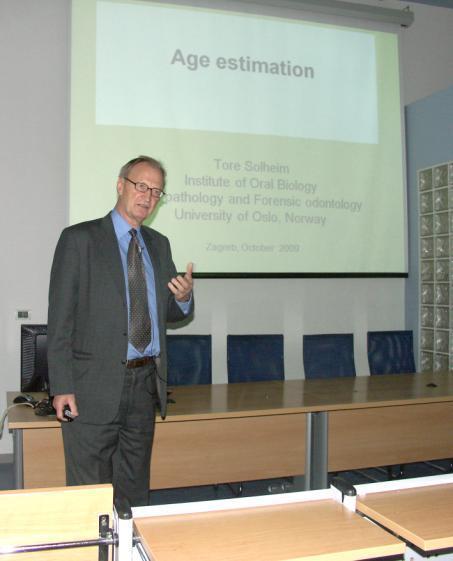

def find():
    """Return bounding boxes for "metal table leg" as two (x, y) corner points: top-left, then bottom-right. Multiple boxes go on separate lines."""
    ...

(305, 411), (328, 490)
(13, 428), (24, 489)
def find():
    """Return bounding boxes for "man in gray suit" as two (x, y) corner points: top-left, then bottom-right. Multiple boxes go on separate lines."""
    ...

(48, 155), (193, 506)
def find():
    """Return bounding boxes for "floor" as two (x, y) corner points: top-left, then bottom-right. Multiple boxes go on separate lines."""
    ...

(0, 462), (14, 491)
(1, 460), (451, 504)
(150, 460), (453, 504)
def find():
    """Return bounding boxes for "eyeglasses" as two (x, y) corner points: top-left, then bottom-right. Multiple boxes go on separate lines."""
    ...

(124, 177), (166, 199)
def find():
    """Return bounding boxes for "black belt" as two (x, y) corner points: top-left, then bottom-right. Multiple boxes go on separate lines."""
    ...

(125, 356), (155, 369)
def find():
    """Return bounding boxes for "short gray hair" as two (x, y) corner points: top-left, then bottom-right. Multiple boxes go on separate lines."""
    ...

(119, 155), (167, 188)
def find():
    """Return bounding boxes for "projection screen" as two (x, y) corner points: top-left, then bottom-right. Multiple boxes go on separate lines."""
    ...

(70, 0), (408, 276)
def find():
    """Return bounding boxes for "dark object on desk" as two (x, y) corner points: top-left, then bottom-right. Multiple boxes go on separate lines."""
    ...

(426, 382), (438, 388)
(331, 476), (357, 499)
(34, 398), (56, 417)
(13, 394), (37, 406)
(20, 324), (49, 392)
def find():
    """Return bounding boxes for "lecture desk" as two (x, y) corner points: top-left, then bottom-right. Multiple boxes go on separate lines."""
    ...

(7, 370), (453, 491)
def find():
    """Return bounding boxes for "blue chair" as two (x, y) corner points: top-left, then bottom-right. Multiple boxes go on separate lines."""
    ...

(303, 334), (356, 379)
(166, 335), (212, 386)
(367, 330), (416, 375)
(227, 335), (284, 383)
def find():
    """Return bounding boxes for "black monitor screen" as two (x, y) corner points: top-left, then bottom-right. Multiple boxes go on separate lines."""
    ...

(21, 324), (49, 392)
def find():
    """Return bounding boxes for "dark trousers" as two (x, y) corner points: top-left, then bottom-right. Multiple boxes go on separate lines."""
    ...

(62, 362), (157, 506)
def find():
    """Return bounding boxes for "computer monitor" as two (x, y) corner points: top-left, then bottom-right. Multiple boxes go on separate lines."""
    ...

(20, 324), (49, 392)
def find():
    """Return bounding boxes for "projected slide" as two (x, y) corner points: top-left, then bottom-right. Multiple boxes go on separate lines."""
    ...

(70, 0), (407, 275)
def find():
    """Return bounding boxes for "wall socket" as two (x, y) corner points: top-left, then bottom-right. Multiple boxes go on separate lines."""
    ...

(16, 310), (30, 320)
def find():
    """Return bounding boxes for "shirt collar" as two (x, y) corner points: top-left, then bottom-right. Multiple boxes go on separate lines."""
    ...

(111, 209), (141, 240)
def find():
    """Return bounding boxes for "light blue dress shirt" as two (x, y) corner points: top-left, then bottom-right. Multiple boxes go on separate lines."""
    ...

(111, 210), (190, 359)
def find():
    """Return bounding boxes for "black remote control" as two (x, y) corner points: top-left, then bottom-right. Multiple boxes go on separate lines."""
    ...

(63, 405), (75, 422)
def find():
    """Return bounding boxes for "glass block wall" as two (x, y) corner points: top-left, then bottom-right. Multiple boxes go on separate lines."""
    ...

(419, 161), (453, 372)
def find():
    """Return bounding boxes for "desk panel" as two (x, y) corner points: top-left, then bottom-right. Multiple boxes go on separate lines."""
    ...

(329, 402), (453, 471)
(20, 414), (306, 490)
(23, 428), (65, 488)
(151, 413), (306, 488)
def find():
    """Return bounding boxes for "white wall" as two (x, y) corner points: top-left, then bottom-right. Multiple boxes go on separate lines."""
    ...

(0, 0), (69, 455)
(180, 277), (406, 383)
(0, 0), (452, 455)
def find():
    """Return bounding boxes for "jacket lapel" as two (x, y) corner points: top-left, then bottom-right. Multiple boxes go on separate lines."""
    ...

(98, 214), (127, 304)
(142, 226), (162, 279)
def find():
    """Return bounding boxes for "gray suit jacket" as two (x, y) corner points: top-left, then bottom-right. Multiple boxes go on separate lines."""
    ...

(47, 213), (193, 422)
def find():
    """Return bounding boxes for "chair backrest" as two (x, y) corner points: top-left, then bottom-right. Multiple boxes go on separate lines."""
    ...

(303, 333), (356, 379)
(227, 334), (284, 383)
(367, 330), (416, 375)
(166, 334), (212, 385)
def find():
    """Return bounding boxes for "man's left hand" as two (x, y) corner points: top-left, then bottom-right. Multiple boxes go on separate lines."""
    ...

(168, 262), (193, 302)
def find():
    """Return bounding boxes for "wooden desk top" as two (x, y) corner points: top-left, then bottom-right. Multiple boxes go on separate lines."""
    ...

(0, 484), (112, 561)
(8, 370), (453, 428)
(357, 483), (453, 552)
(134, 499), (403, 561)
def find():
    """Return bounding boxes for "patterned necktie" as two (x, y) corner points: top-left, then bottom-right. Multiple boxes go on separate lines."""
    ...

(127, 229), (151, 353)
